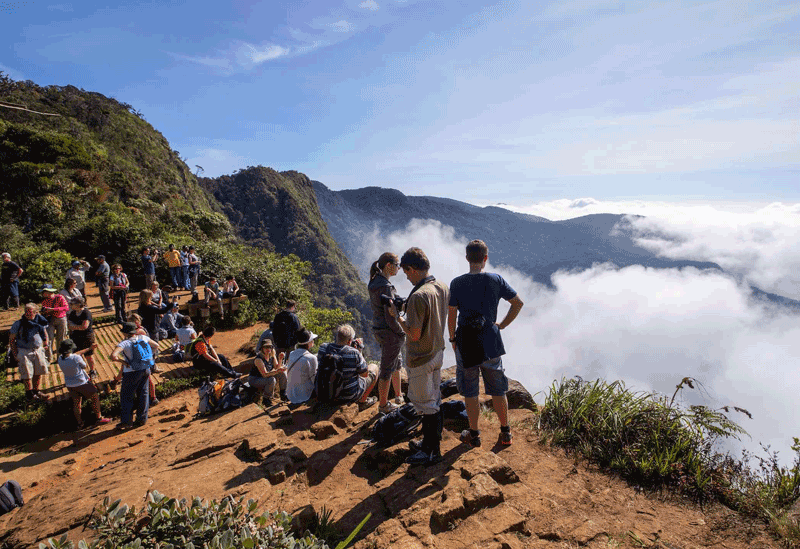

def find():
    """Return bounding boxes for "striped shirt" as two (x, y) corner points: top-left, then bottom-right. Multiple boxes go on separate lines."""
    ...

(317, 342), (367, 403)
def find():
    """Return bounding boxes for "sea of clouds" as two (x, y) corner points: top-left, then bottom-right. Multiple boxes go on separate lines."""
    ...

(361, 199), (800, 465)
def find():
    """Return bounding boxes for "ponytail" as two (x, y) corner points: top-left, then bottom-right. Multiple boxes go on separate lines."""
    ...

(369, 260), (381, 280)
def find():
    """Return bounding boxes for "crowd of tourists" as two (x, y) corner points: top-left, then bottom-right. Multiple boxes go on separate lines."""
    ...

(3, 239), (525, 468)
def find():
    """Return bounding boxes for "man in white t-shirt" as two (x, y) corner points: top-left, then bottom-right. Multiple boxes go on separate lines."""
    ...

(111, 322), (159, 428)
(285, 328), (318, 404)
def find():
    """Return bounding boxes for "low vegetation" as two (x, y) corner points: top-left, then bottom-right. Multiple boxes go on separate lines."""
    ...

(38, 491), (369, 549)
(537, 376), (800, 546)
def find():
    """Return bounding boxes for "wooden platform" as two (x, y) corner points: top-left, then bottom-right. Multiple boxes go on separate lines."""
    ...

(2, 285), (249, 402)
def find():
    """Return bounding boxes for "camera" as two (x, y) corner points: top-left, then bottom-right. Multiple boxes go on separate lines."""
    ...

(380, 294), (405, 310)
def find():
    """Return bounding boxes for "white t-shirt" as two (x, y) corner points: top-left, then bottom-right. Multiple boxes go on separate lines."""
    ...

(176, 327), (197, 346)
(58, 354), (89, 387)
(285, 348), (318, 404)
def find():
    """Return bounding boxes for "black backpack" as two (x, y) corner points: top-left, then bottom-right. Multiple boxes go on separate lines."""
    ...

(369, 403), (421, 447)
(314, 351), (345, 403)
(197, 378), (254, 416)
(0, 480), (23, 515)
(272, 311), (298, 349)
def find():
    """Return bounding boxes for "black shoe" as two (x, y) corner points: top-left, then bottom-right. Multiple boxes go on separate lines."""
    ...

(408, 439), (424, 453)
(406, 449), (441, 466)
(460, 429), (482, 448)
(279, 391), (288, 401)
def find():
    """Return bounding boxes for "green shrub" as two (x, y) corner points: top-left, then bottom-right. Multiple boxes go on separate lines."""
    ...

(0, 377), (26, 414)
(539, 376), (747, 499)
(39, 491), (341, 549)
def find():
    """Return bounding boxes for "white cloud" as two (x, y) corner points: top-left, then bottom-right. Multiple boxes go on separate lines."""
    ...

(359, 0), (379, 11)
(0, 62), (25, 81)
(499, 199), (800, 300)
(362, 218), (800, 465)
(331, 20), (355, 32)
(236, 42), (291, 66)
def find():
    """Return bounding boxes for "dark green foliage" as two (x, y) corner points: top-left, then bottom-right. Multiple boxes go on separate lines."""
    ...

(0, 377), (27, 414)
(200, 167), (373, 348)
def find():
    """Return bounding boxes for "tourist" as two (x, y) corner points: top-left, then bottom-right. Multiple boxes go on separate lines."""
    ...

(8, 303), (50, 401)
(57, 339), (111, 429)
(67, 297), (98, 380)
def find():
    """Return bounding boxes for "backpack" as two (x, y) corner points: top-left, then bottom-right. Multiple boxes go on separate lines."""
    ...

(197, 378), (254, 416)
(0, 480), (23, 515)
(455, 310), (491, 368)
(314, 351), (345, 403)
(272, 311), (298, 349)
(369, 403), (421, 447)
(128, 338), (154, 371)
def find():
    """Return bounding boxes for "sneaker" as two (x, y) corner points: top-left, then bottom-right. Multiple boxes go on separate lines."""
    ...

(150, 398), (159, 406)
(394, 396), (405, 405)
(89, 369), (99, 380)
(262, 397), (273, 407)
(33, 391), (50, 401)
(379, 402), (400, 415)
(459, 429), (482, 448)
(498, 430), (513, 446)
(151, 365), (161, 373)
(406, 449), (442, 466)
(95, 417), (112, 425)
(358, 396), (378, 411)
(115, 422), (133, 431)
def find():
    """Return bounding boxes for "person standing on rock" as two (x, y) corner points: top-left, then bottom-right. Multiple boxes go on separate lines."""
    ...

(1, 252), (23, 310)
(95, 255), (112, 312)
(448, 239), (523, 448)
(8, 303), (50, 401)
(272, 300), (301, 361)
(388, 247), (449, 465)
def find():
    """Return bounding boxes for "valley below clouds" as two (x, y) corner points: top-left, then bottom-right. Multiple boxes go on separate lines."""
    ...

(360, 200), (800, 465)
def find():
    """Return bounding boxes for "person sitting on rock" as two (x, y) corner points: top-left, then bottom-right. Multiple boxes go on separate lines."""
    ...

(203, 275), (224, 318)
(222, 275), (240, 298)
(159, 301), (184, 339)
(57, 339), (111, 429)
(285, 328), (319, 405)
(189, 325), (238, 378)
(317, 324), (379, 410)
(247, 338), (287, 405)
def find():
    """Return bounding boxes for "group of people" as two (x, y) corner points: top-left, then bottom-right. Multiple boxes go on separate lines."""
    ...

(5, 238), (525, 467)
(364, 240), (524, 465)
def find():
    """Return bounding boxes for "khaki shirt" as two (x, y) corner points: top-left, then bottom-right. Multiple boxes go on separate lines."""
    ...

(405, 279), (449, 368)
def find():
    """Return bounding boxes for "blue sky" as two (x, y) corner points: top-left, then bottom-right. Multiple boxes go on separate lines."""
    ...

(1, 0), (797, 202)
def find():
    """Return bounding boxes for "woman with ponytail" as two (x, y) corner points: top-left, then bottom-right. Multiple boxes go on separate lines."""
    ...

(368, 252), (405, 414)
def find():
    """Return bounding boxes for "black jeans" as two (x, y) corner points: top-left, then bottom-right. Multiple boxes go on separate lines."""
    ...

(192, 354), (238, 378)
(113, 291), (127, 323)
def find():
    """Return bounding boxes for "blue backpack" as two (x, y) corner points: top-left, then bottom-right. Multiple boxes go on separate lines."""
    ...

(128, 338), (154, 371)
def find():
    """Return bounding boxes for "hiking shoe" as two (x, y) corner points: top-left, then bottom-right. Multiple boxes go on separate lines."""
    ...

(89, 369), (99, 380)
(406, 449), (442, 466)
(150, 398), (159, 406)
(394, 396), (405, 405)
(498, 430), (513, 446)
(279, 391), (288, 401)
(408, 439), (424, 453)
(358, 396), (377, 411)
(459, 429), (481, 448)
(95, 417), (111, 425)
(150, 365), (162, 374)
(33, 391), (50, 401)
(379, 402), (399, 415)
(262, 397), (273, 407)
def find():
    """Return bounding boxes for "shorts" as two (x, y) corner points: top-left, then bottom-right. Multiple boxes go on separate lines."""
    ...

(72, 331), (96, 356)
(16, 348), (49, 380)
(68, 382), (98, 400)
(455, 348), (508, 398)
(354, 364), (379, 400)
(373, 329), (404, 380)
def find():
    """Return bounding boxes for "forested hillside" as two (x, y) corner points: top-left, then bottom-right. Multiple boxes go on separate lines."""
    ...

(0, 74), (367, 336)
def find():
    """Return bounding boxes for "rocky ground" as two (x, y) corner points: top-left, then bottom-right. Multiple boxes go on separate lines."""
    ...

(0, 330), (781, 548)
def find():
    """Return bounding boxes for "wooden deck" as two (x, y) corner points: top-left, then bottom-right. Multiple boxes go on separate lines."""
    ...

(2, 285), (248, 402)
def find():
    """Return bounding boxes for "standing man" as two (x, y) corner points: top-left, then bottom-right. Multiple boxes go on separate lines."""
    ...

(95, 255), (112, 312)
(9, 303), (50, 401)
(187, 246), (200, 292)
(40, 285), (69, 362)
(164, 244), (182, 290)
(1, 252), (23, 310)
(448, 240), (524, 448)
(180, 246), (191, 291)
(111, 322), (158, 428)
(388, 247), (449, 465)
(141, 247), (158, 289)
(272, 300), (301, 363)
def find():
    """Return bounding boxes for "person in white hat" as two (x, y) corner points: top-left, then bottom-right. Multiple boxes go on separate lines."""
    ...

(284, 327), (319, 405)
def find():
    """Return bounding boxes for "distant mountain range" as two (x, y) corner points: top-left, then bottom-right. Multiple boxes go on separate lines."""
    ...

(313, 183), (799, 308)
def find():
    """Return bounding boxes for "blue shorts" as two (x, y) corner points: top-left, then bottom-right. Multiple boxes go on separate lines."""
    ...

(455, 348), (508, 398)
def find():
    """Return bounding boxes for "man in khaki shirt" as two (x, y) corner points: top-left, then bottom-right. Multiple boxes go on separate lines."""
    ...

(389, 247), (449, 465)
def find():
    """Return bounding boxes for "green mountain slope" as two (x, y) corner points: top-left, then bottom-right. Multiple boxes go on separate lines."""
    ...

(200, 167), (372, 343)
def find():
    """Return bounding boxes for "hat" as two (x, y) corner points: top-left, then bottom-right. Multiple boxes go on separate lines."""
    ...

(96, 254), (105, 260)
(59, 339), (77, 355)
(297, 330), (318, 346)
(71, 260), (81, 267)
(39, 284), (57, 294)
(1, 252), (10, 259)
(120, 322), (138, 334)
(259, 338), (274, 350)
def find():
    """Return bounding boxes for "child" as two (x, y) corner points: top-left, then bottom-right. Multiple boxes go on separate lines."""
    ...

(56, 339), (111, 429)
(173, 315), (197, 363)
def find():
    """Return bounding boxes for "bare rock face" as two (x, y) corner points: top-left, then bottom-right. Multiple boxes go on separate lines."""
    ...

(310, 421), (338, 440)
